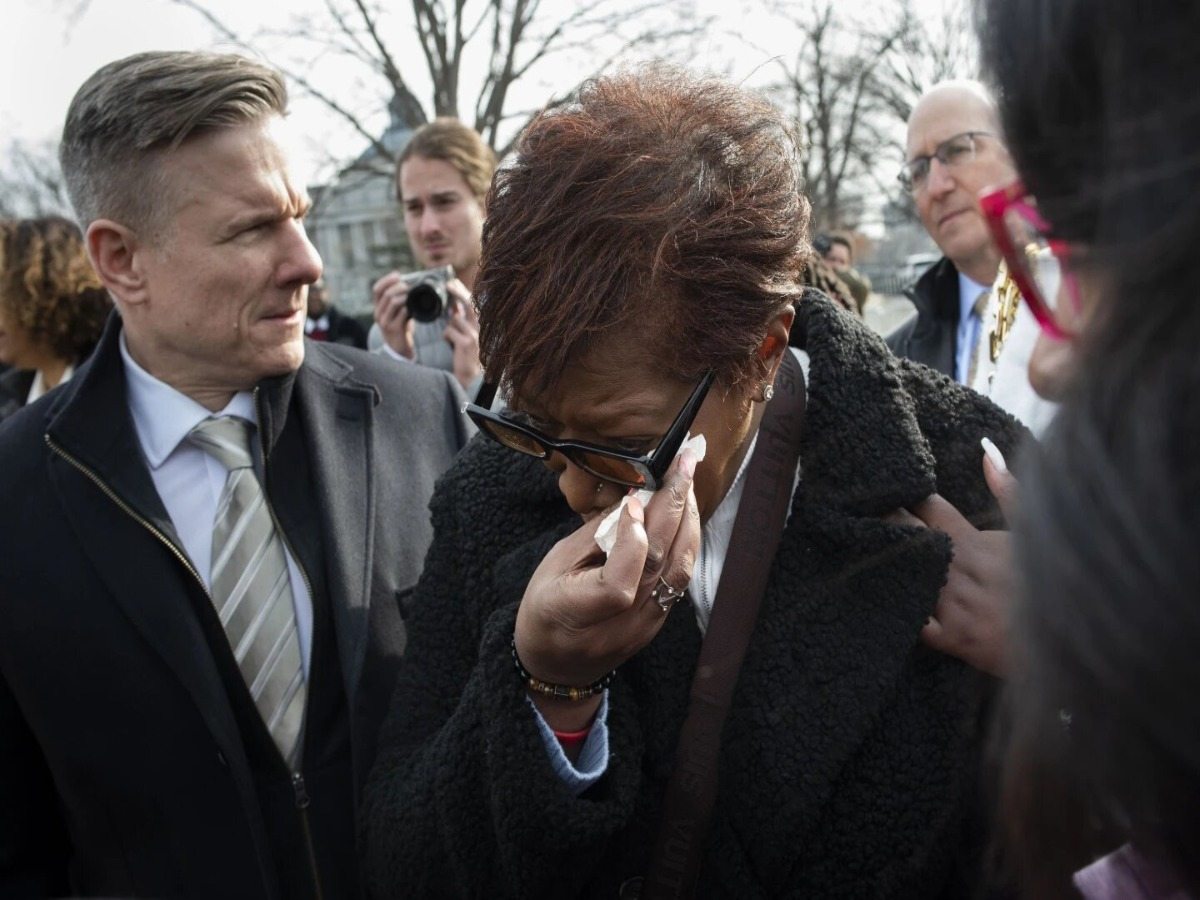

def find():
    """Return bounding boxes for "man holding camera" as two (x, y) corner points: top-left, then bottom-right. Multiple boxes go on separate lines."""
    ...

(372, 119), (495, 397)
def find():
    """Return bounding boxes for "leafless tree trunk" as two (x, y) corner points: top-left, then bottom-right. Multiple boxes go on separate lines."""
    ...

(771, 0), (917, 231)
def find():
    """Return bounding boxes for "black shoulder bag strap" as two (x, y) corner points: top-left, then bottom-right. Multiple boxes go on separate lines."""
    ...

(640, 349), (807, 899)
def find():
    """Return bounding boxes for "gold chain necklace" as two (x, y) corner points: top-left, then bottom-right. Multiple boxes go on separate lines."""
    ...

(989, 258), (1023, 363)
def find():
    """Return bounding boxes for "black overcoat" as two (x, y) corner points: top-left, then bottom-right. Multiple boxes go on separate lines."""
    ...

(0, 315), (472, 898)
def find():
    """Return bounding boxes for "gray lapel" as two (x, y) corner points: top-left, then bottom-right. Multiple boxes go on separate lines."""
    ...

(292, 346), (378, 702)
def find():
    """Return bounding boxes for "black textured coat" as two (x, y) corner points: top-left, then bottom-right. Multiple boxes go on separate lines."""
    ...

(363, 293), (1026, 898)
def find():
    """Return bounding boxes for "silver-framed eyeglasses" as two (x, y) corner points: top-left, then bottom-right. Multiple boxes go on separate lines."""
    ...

(899, 131), (993, 193)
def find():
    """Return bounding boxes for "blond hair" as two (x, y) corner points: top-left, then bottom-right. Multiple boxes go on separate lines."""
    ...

(60, 51), (288, 232)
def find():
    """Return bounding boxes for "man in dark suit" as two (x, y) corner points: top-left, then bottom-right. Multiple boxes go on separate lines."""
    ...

(0, 51), (471, 898)
(304, 278), (368, 349)
(886, 81), (1016, 382)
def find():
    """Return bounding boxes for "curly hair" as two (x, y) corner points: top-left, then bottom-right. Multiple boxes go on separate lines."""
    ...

(0, 216), (112, 362)
(476, 65), (810, 397)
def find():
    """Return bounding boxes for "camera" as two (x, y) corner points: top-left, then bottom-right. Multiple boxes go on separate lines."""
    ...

(401, 265), (455, 323)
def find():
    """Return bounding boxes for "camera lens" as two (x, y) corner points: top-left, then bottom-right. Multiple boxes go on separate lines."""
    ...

(407, 281), (447, 323)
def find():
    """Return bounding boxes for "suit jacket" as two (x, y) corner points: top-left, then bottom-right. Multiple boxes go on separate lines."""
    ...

(362, 292), (1029, 898)
(886, 255), (961, 379)
(309, 306), (369, 349)
(0, 314), (472, 898)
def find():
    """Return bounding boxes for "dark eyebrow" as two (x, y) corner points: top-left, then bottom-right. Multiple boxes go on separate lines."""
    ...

(227, 193), (310, 234)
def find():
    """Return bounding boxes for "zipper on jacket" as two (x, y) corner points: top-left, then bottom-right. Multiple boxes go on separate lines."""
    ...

(51, 427), (326, 900)
(292, 772), (325, 900)
(44, 434), (210, 598)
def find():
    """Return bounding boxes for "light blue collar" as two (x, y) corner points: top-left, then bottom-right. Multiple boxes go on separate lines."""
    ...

(119, 333), (256, 470)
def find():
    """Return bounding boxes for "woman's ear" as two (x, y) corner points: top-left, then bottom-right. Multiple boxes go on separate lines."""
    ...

(86, 219), (149, 307)
(756, 305), (795, 382)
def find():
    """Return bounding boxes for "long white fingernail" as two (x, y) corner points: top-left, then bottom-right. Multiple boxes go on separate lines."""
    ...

(981, 437), (1008, 473)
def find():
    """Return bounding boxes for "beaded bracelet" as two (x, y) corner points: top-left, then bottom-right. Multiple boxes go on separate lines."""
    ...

(510, 636), (615, 702)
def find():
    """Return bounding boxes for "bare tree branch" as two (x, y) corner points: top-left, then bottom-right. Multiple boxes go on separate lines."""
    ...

(0, 139), (74, 219)
(767, 0), (923, 229)
(350, 0), (427, 127)
(78, 0), (702, 170)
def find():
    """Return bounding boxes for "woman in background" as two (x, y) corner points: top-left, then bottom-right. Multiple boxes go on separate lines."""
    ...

(976, 0), (1200, 895)
(0, 216), (110, 422)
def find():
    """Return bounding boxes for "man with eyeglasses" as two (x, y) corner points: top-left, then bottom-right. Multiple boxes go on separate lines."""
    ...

(885, 81), (1057, 683)
(888, 81), (1056, 436)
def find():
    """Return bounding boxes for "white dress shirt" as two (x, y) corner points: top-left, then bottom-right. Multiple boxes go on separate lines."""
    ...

(119, 334), (314, 676)
(544, 348), (811, 793)
(26, 363), (75, 404)
(304, 313), (330, 335)
(966, 258), (1061, 437)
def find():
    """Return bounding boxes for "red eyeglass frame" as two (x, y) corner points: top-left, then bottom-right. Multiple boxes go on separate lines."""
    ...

(979, 179), (1078, 341)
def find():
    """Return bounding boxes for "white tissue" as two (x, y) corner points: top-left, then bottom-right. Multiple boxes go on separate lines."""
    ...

(593, 433), (707, 554)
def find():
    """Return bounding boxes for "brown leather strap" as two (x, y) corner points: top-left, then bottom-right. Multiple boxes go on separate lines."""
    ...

(641, 350), (807, 899)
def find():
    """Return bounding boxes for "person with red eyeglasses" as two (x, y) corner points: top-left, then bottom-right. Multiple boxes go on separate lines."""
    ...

(974, 0), (1200, 897)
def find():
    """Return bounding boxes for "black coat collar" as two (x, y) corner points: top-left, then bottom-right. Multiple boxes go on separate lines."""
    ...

(790, 289), (938, 514)
(905, 255), (961, 323)
(42, 312), (366, 506)
(40, 312), (382, 775)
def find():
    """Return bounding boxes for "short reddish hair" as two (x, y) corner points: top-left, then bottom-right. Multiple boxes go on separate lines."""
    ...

(476, 66), (810, 396)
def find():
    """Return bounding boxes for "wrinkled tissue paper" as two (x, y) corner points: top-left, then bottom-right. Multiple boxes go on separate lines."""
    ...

(593, 433), (707, 554)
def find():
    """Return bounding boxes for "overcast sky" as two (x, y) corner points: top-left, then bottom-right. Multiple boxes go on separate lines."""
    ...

(3, 0), (963, 187)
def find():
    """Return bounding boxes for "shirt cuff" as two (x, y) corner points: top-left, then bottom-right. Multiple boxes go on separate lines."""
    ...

(379, 342), (414, 363)
(527, 692), (609, 796)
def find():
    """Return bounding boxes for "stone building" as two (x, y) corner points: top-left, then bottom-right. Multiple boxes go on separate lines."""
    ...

(306, 102), (416, 316)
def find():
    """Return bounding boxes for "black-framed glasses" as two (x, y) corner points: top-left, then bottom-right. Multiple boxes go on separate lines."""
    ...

(464, 369), (716, 490)
(899, 131), (993, 193)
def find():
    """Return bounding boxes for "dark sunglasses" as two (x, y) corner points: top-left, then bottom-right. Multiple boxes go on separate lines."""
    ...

(464, 369), (716, 490)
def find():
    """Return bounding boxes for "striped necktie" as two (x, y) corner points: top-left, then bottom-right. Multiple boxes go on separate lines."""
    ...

(189, 416), (306, 767)
(966, 288), (991, 387)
